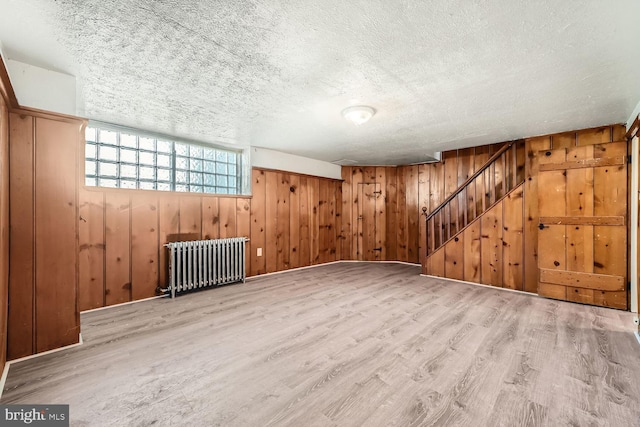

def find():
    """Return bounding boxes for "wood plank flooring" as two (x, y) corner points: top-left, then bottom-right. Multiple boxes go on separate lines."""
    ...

(2, 262), (640, 426)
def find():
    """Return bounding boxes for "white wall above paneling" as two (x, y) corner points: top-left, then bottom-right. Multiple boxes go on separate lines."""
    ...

(251, 147), (342, 180)
(6, 59), (76, 116)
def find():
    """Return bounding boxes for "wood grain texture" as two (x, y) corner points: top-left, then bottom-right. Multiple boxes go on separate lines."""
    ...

(298, 176), (311, 268)
(34, 118), (80, 352)
(250, 169), (266, 276)
(201, 197), (220, 240)
(4, 263), (639, 426)
(396, 167), (408, 262)
(537, 140), (627, 309)
(265, 172), (278, 273)
(79, 190), (105, 311)
(219, 197), (237, 239)
(78, 169), (342, 311)
(502, 186), (523, 290)
(276, 173), (290, 270)
(158, 196), (180, 287)
(523, 136), (551, 294)
(539, 269), (624, 291)
(236, 198), (251, 272)
(444, 235), (464, 280)
(539, 216), (624, 226)
(405, 165), (419, 263)
(105, 193), (131, 306)
(8, 113), (35, 359)
(131, 195), (158, 301)
(340, 168), (352, 260)
(289, 174), (300, 269)
(463, 220), (481, 283)
(0, 93), (8, 370)
(480, 200), (503, 286)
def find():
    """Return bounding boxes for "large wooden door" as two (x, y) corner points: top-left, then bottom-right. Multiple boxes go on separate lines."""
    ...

(537, 142), (627, 309)
(357, 183), (381, 261)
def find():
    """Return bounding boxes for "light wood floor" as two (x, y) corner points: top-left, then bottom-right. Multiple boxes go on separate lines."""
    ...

(3, 263), (640, 426)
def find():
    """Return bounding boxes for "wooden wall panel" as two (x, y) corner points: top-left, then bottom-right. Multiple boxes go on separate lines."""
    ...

(318, 179), (335, 263)
(201, 197), (220, 240)
(76, 168), (342, 312)
(396, 167), (408, 262)
(309, 178), (320, 264)
(250, 169), (266, 276)
(158, 197), (180, 286)
(385, 167), (398, 260)
(418, 164), (429, 262)
(463, 220), (481, 283)
(340, 168), (352, 260)
(458, 148), (474, 226)
(298, 176), (310, 267)
(443, 152), (458, 236)
(0, 92), (9, 369)
(350, 167), (363, 259)
(265, 172), (278, 272)
(405, 165), (419, 263)
(34, 118), (80, 352)
(444, 235), (464, 281)
(276, 173), (290, 270)
(375, 167), (386, 260)
(8, 113), (35, 359)
(523, 136), (551, 294)
(104, 193), (131, 306)
(335, 180), (342, 261)
(131, 195), (158, 301)
(179, 197), (201, 237)
(502, 186), (524, 291)
(236, 198), (251, 272)
(480, 200), (503, 286)
(289, 174), (300, 269)
(219, 197), (237, 239)
(79, 190), (105, 311)
(430, 247), (445, 277)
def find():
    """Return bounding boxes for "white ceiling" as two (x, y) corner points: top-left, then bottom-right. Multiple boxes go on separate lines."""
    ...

(0, 0), (639, 165)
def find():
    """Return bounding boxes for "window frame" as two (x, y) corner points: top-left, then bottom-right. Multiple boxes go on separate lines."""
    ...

(84, 122), (248, 195)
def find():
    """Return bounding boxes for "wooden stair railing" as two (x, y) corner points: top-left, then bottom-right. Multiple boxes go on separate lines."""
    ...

(424, 140), (525, 256)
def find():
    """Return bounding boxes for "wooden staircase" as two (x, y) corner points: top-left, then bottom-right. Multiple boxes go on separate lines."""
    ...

(425, 140), (526, 257)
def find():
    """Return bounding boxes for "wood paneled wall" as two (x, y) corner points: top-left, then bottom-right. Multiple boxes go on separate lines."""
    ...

(0, 72), (10, 372)
(8, 110), (84, 359)
(340, 143), (511, 264)
(426, 124), (627, 294)
(78, 168), (342, 312)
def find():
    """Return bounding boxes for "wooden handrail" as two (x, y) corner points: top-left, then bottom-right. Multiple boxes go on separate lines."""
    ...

(425, 140), (517, 222)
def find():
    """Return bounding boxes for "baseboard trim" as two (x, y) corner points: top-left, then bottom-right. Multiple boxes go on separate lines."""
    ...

(81, 295), (167, 314)
(245, 260), (344, 281)
(0, 334), (84, 401)
(245, 260), (421, 281)
(419, 274), (535, 297)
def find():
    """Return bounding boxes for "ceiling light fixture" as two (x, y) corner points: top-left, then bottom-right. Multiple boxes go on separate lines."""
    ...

(342, 105), (376, 126)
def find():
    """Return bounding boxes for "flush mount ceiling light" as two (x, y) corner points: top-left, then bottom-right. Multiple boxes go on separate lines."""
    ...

(341, 105), (376, 125)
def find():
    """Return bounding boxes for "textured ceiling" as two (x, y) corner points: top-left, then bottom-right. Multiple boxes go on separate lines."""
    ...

(0, 0), (639, 165)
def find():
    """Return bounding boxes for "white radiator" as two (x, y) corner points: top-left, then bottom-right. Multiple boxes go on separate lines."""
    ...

(165, 238), (247, 298)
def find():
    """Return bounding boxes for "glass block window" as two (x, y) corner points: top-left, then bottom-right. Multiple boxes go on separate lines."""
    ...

(85, 124), (241, 194)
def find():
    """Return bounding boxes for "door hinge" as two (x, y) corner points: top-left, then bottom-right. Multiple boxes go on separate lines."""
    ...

(628, 281), (631, 291)
(628, 154), (632, 163)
